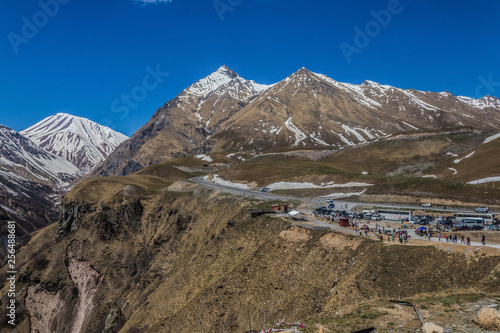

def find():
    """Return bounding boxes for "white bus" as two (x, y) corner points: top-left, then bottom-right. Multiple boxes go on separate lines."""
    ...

(453, 213), (495, 225)
(378, 209), (412, 221)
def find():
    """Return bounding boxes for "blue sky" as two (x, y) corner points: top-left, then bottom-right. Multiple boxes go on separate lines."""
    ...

(1, 0), (499, 136)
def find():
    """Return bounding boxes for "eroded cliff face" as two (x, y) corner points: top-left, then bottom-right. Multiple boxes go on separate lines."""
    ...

(2, 183), (500, 333)
(25, 285), (65, 333)
(66, 243), (102, 333)
(24, 241), (102, 333)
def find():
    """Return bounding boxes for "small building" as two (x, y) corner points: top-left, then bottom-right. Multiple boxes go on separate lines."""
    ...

(271, 204), (289, 213)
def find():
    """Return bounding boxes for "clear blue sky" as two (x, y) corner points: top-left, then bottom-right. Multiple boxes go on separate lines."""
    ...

(1, 0), (499, 136)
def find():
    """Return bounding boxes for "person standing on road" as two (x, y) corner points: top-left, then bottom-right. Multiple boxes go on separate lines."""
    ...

(466, 236), (471, 246)
(461, 235), (464, 244)
(438, 232), (441, 241)
(482, 234), (486, 245)
(445, 234), (449, 243)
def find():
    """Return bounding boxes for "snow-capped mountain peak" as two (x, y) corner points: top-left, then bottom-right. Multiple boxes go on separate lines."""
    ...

(181, 65), (275, 102)
(21, 113), (128, 172)
(183, 65), (239, 98)
(361, 80), (382, 87)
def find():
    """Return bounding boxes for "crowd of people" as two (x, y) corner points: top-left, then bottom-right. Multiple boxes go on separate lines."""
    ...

(351, 222), (411, 243)
(314, 213), (488, 247)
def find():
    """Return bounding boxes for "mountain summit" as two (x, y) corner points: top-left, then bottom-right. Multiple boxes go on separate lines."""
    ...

(21, 113), (128, 172)
(93, 66), (274, 176)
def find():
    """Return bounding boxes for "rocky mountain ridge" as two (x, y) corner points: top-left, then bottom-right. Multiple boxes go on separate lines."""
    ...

(94, 65), (500, 177)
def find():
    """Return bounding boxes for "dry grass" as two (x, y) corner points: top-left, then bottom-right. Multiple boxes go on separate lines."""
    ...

(477, 307), (500, 330)
(434, 134), (500, 182)
(64, 175), (170, 203)
(213, 148), (500, 205)
(215, 154), (362, 186)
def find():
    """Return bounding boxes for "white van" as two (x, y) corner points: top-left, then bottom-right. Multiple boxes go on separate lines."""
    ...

(462, 218), (484, 229)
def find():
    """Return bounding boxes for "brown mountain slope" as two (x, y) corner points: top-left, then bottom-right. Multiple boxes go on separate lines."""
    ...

(431, 132), (500, 183)
(94, 66), (500, 176)
(93, 66), (270, 177)
(212, 68), (500, 153)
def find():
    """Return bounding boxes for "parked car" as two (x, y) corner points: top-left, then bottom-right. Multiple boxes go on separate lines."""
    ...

(470, 225), (484, 230)
(313, 207), (327, 215)
(452, 225), (470, 231)
(474, 207), (490, 213)
(328, 203), (335, 209)
(421, 203), (432, 207)
(259, 187), (271, 192)
(371, 214), (382, 221)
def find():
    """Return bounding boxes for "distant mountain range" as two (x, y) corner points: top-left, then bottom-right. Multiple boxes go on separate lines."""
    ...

(0, 115), (127, 247)
(94, 65), (500, 177)
(3, 66), (500, 244)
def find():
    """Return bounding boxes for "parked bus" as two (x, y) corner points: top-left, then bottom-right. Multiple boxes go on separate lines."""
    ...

(378, 209), (412, 221)
(453, 213), (495, 225)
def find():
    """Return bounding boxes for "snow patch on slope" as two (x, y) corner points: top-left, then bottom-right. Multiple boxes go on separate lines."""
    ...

(467, 176), (500, 185)
(454, 151), (475, 164)
(267, 181), (373, 190)
(322, 189), (368, 199)
(195, 154), (213, 162)
(483, 132), (500, 144)
(284, 117), (307, 146)
(210, 175), (249, 190)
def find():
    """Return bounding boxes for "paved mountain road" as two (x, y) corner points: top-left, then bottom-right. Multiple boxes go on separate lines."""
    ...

(190, 176), (498, 215)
